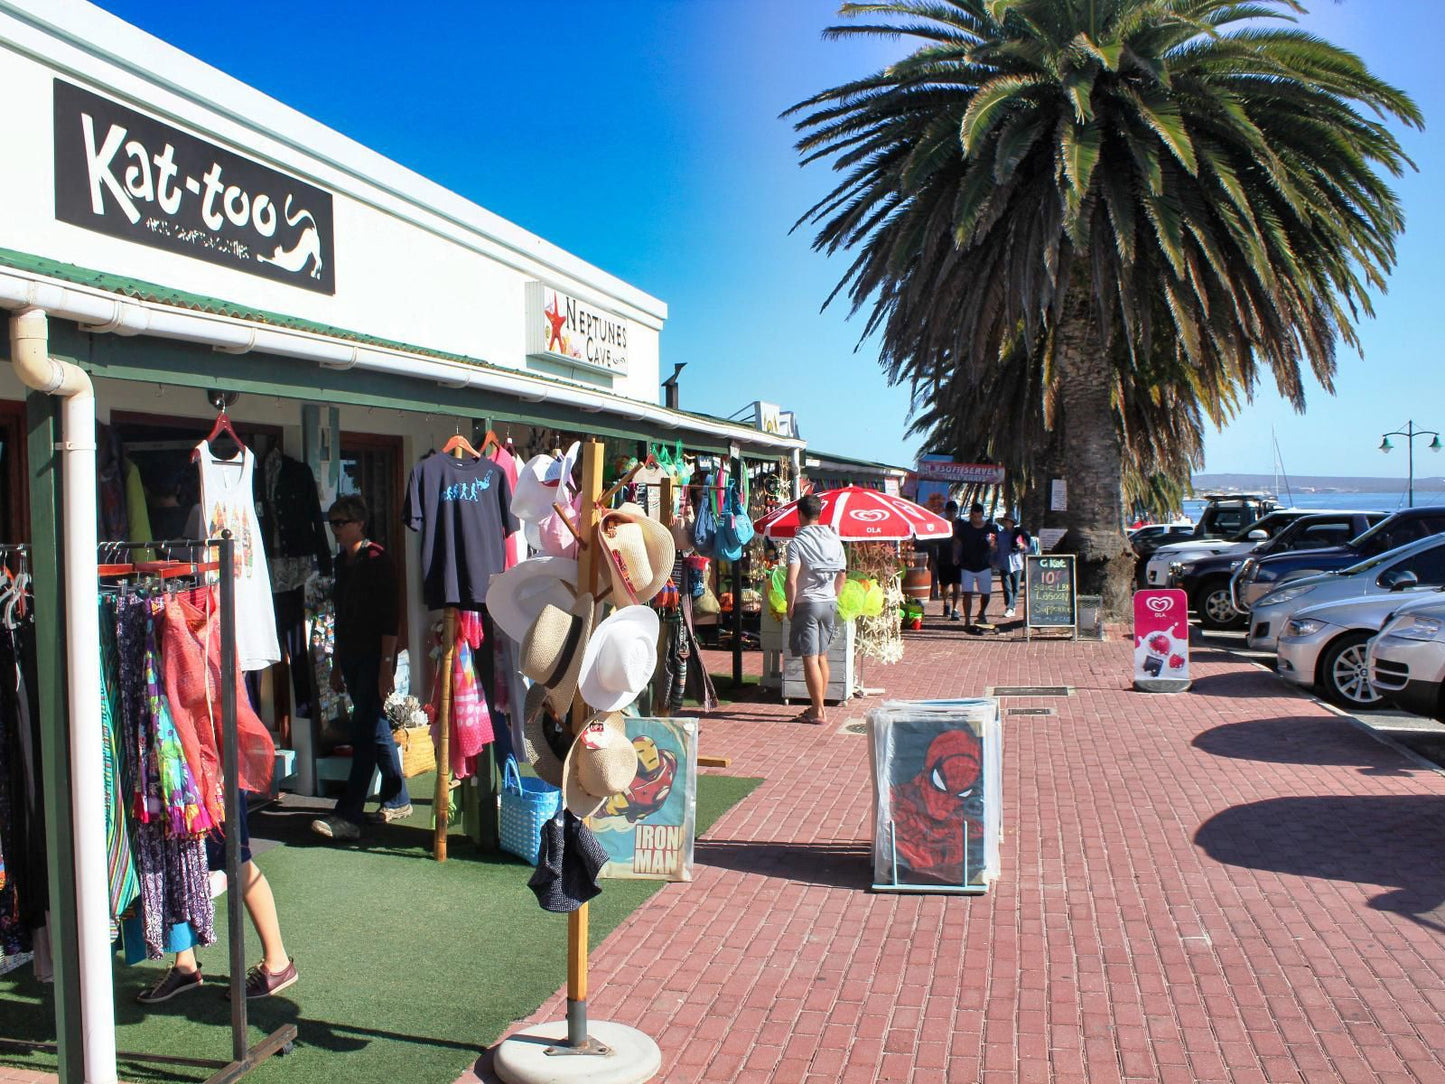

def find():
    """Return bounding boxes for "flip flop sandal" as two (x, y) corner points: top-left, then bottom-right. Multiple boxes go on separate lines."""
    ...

(791, 709), (819, 724)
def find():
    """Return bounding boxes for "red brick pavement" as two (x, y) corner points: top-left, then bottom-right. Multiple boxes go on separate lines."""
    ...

(461, 622), (1445, 1083)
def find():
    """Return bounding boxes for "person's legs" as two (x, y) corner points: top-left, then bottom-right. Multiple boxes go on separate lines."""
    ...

(802, 654), (825, 718)
(240, 860), (290, 974)
(368, 697), (410, 811)
(816, 651), (831, 721)
(960, 590), (975, 625)
(335, 656), (383, 826)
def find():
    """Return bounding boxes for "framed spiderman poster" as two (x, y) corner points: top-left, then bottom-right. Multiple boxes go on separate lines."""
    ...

(593, 717), (699, 882)
(867, 699), (1002, 894)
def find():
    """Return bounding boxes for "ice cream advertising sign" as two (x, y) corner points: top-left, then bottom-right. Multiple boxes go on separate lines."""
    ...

(1133, 589), (1191, 692)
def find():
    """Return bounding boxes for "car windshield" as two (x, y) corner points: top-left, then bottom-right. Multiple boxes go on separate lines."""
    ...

(1225, 513), (1288, 543)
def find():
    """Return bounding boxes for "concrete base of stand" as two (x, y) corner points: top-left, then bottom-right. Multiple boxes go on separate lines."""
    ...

(493, 1020), (661, 1084)
(1134, 678), (1192, 693)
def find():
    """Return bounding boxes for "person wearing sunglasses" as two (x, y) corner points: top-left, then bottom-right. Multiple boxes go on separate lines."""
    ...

(312, 495), (410, 841)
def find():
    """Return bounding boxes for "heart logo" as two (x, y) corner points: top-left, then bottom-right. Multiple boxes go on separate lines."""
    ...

(1146, 596), (1173, 614)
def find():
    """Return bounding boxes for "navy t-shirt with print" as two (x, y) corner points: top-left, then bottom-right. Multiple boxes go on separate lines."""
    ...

(405, 452), (519, 608)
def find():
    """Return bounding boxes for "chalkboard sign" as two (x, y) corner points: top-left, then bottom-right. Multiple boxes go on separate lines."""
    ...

(1025, 555), (1076, 632)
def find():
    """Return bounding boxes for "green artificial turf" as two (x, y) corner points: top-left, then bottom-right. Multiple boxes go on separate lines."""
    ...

(0, 774), (762, 1084)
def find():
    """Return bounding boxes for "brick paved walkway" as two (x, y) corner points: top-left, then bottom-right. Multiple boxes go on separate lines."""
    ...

(462, 622), (1445, 1083)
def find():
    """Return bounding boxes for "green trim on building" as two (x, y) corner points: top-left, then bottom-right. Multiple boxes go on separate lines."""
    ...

(0, 247), (794, 457)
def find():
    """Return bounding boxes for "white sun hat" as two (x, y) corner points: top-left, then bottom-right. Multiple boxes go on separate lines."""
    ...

(485, 556), (579, 644)
(578, 605), (661, 712)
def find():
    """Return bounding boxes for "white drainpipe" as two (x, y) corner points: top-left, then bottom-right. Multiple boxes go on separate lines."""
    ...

(8, 308), (115, 1084)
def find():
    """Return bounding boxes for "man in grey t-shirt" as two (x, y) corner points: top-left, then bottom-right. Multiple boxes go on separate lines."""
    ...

(786, 494), (848, 724)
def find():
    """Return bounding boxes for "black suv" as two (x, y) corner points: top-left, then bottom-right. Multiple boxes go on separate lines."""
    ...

(1170, 512), (1386, 628)
(1232, 506), (1445, 613)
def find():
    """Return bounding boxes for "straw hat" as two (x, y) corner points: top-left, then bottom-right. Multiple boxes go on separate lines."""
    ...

(597, 502), (676, 605)
(561, 711), (638, 818)
(520, 592), (594, 716)
(521, 682), (572, 788)
(486, 557), (579, 644)
(579, 605), (661, 712)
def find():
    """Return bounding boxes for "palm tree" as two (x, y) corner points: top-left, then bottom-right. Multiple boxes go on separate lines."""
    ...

(788, 0), (1420, 608)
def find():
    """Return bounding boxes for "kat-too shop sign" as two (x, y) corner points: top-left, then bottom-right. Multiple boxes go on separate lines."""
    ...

(527, 282), (629, 377)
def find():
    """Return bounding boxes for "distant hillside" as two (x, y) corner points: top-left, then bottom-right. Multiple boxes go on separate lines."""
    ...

(1192, 473), (1444, 495)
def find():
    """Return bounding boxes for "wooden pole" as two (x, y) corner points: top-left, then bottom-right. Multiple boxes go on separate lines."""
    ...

(434, 606), (457, 861)
(566, 440), (606, 1047)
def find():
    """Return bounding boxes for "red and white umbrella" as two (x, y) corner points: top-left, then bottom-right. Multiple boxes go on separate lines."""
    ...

(753, 486), (952, 542)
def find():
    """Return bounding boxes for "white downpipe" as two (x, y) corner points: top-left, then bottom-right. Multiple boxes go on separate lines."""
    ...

(8, 309), (116, 1084)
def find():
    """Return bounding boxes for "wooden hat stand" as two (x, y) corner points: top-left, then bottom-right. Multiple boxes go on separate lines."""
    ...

(492, 440), (661, 1083)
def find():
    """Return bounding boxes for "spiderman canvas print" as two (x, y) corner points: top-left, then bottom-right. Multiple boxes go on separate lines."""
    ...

(885, 720), (987, 886)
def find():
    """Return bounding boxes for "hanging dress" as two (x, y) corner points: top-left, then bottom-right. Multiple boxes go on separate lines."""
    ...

(195, 441), (281, 671)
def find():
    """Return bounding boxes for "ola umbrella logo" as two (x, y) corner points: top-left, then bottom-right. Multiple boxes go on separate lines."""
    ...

(1146, 596), (1174, 614)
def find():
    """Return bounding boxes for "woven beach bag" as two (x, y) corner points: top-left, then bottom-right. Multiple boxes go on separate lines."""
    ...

(500, 756), (563, 865)
(391, 723), (436, 779)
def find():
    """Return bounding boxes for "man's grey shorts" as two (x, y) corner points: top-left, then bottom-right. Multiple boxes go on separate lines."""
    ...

(960, 568), (992, 594)
(790, 597), (838, 658)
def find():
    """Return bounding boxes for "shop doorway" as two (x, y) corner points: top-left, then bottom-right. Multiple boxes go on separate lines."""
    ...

(0, 399), (29, 544)
(338, 432), (404, 555)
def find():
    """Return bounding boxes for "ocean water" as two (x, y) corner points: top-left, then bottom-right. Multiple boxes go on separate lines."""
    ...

(1180, 490), (1445, 521)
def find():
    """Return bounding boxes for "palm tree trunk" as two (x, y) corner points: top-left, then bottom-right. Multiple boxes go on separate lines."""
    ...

(1054, 285), (1135, 616)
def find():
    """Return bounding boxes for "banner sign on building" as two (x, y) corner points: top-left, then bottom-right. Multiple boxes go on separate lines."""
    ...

(53, 79), (335, 294)
(594, 717), (698, 881)
(526, 281), (630, 377)
(914, 460), (1006, 485)
(1132, 589), (1191, 692)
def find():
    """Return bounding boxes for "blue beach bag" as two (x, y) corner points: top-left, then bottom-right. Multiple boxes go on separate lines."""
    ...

(499, 756), (562, 865)
(716, 475), (754, 562)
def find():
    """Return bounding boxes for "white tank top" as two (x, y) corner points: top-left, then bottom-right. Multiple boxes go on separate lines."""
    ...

(195, 441), (281, 671)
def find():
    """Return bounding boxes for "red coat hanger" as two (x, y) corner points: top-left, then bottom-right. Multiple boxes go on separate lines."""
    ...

(192, 409), (243, 463)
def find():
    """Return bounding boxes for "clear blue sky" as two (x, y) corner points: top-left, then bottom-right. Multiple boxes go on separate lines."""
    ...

(91, 0), (1440, 479)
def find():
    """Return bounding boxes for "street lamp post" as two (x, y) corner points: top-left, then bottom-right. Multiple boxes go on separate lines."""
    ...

(1379, 420), (1442, 508)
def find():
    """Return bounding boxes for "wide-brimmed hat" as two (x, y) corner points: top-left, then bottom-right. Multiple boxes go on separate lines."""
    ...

(597, 502), (676, 605)
(486, 557), (579, 643)
(561, 711), (638, 818)
(521, 682), (573, 788)
(520, 592), (594, 716)
(512, 442), (580, 525)
(579, 605), (660, 712)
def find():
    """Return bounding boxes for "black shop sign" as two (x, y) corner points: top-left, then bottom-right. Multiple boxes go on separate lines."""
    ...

(1025, 555), (1076, 629)
(53, 79), (335, 294)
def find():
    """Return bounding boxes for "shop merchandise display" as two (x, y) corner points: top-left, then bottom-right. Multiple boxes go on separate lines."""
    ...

(195, 436), (281, 671)
(0, 612), (44, 960)
(405, 450), (517, 609)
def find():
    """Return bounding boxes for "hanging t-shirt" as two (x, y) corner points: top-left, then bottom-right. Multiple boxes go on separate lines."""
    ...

(195, 442), (281, 671)
(405, 452), (519, 609)
(488, 445), (525, 571)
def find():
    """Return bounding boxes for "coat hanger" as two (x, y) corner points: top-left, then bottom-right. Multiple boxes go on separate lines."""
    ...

(479, 428), (503, 456)
(192, 408), (244, 463)
(441, 423), (480, 460)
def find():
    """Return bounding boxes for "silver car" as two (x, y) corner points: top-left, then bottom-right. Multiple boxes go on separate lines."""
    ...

(1368, 597), (1445, 720)
(1246, 533), (1445, 653)
(1275, 590), (1441, 709)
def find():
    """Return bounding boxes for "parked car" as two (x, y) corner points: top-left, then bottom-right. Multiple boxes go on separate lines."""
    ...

(1130, 522), (1196, 561)
(1368, 596), (1445, 720)
(1275, 589), (1442, 708)
(1144, 508), (1313, 588)
(1231, 505), (1445, 614)
(1190, 493), (1277, 540)
(1170, 512), (1385, 629)
(1246, 532), (1445, 652)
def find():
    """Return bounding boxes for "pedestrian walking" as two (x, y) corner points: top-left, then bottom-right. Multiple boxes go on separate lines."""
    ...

(935, 500), (961, 620)
(953, 502), (996, 630)
(312, 494), (411, 841)
(994, 511), (1031, 619)
(785, 493), (848, 724)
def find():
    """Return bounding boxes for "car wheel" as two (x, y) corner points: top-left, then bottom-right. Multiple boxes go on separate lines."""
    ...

(1317, 632), (1383, 710)
(1194, 579), (1245, 630)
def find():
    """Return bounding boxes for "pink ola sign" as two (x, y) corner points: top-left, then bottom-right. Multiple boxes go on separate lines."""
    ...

(1133, 589), (1190, 685)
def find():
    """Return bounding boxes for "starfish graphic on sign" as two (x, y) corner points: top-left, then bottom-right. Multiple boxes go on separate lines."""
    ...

(544, 295), (567, 351)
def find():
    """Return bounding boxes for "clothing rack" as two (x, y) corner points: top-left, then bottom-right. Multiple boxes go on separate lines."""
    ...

(0, 535), (296, 1083)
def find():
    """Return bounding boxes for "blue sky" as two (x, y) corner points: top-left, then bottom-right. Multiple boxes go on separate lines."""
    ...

(91, 0), (1441, 479)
